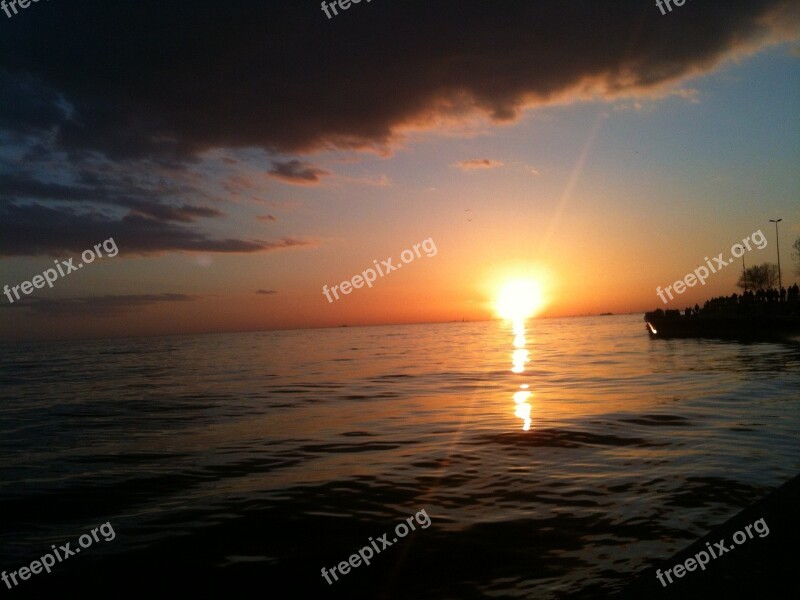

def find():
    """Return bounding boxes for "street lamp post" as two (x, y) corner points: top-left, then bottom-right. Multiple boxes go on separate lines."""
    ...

(770, 218), (782, 295)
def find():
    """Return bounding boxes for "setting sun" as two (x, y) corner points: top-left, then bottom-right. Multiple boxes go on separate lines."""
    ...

(495, 279), (546, 320)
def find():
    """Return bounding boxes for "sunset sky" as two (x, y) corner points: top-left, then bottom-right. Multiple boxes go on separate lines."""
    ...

(1, 0), (799, 341)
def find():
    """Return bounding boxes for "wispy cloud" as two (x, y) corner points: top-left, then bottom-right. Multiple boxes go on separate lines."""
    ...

(455, 158), (504, 171)
(268, 160), (330, 185)
(1, 294), (197, 317)
(332, 173), (392, 187)
(0, 172), (224, 223)
(0, 203), (315, 256)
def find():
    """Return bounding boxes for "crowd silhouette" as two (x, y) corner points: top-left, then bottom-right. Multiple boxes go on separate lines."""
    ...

(648, 283), (800, 320)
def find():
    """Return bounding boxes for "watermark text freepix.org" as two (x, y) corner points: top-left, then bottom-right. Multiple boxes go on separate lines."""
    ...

(321, 509), (431, 584)
(656, 230), (766, 304)
(322, 237), (436, 303)
(4, 237), (118, 304)
(2, 522), (115, 590)
(1, 0), (50, 20)
(655, 0), (690, 16)
(656, 517), (769, 587)
(321, 0), (374, 20)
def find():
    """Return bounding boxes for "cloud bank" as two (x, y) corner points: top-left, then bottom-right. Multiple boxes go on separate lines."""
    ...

(1, 0), (796, 159)
(0, 0), (797, 257)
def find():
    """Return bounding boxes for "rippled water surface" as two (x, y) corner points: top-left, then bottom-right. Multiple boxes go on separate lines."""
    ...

(1, 315), (799, 598)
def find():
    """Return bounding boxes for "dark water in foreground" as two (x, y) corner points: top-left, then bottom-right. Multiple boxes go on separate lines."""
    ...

(1, 315), (799, 598)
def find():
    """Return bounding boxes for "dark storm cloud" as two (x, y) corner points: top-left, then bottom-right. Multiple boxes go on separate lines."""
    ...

(0, 0), (796, 159)
(0, 0), (796, 258)
(0, 203), (313, 256)
(1, 294), (197, 317)
(268, 160), (330, 185)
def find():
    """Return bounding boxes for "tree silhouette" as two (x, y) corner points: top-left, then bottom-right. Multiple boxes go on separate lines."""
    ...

(736, 263), (779, 290)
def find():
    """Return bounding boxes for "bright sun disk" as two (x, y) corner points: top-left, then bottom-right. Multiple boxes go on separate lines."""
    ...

(496, 278), (545, 321)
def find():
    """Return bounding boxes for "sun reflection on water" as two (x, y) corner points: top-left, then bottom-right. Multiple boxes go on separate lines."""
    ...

(495, 278), (546, 431)
(509, 317), (532, 430)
